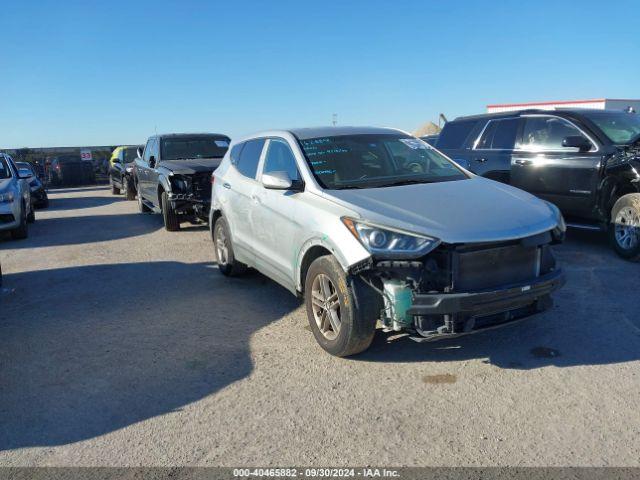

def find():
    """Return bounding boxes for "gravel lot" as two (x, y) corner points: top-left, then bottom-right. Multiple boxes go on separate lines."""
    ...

(0, 186), (639, 467)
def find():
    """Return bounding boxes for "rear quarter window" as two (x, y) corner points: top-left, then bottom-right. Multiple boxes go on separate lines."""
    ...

(436, 120), (479, 149)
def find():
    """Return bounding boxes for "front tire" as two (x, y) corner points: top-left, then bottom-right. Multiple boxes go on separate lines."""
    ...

(10, 204), (28, 240)
(161, 191), (180, 231)
(304, 255), (381, 357)
(609, 193), (640, 261)
(213, 216), (247, 276)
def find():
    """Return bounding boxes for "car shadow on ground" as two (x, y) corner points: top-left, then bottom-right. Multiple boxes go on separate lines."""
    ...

(357, 228), (640, 369)
(46, 185), (110, 194)
(0, 261), (299, 451)
(0, 213), (162, 248)
(46, 196), (125, 211)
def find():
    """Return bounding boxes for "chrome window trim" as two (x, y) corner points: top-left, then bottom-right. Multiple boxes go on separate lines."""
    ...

(472, 118), (519, 151)
(515, 114), (600, 154)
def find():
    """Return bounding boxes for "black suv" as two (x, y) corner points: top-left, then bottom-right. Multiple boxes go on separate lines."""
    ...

(436, 109), (640, 260)
(134, 133), (230, 231)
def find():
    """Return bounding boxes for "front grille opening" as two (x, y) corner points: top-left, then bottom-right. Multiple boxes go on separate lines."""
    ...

(0, 214), (15, 224)
(454, 244), (540, 291)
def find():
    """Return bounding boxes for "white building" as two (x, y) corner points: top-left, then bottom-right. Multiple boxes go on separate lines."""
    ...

(486, 98), (640, 114)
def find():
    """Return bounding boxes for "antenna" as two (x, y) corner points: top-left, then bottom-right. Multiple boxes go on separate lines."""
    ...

(332, 113), (337, 126)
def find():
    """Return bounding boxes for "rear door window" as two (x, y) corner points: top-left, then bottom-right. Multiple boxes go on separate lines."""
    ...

(235, 139), (265, 179)
(436, 120), (478, 149)
(475, 118), (520, 150)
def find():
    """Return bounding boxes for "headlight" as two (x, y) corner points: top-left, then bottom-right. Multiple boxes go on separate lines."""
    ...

(0, 191), (15, 203)
(342, 217), (440, 258)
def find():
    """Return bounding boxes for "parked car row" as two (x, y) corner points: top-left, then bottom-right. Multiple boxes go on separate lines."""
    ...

(0, 153), (36, 241)
(101, 109), (639, 356)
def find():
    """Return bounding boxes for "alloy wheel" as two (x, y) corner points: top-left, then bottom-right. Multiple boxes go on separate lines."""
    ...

(614, 206), (640, 250)
(215, 223), (229, 266)
(310, 273), (341, 340)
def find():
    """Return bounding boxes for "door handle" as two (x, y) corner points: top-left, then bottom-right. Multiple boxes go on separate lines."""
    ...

(475, 158), (488, 163)
(223, 182), (231, 189)
(514, 159), (532, 166)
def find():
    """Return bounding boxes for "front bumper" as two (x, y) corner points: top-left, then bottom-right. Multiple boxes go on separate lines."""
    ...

(169, 193), (210, 219)
(407, 269), (565, 339)
(0, 201), (20, 231)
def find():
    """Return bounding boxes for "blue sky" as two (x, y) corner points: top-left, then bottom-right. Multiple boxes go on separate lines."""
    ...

(1, 0), (638, 148)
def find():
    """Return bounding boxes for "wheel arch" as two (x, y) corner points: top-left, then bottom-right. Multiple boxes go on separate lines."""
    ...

(296, 237), (355, 294)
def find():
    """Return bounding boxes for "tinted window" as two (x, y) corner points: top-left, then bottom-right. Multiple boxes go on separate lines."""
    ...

(235, 139), (265, 179)
(143, 139), (154, 162)
(476, 118), (519, 150)
(230, 142), (245, 165)
(262, 139), (300, 181)
(300, 134), (467, 190)
(0, 157), (11, 179)
(518, 116), (588, 151)
(437, 120), (478, 149)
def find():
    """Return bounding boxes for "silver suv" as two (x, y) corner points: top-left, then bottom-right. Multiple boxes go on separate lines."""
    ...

(210, 127), (566, 356)
(0, 153), (34, 240)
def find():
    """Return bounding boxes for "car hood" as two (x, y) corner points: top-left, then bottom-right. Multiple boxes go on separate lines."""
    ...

(321, 177), (560, 244)
(159, 158), (222, 174)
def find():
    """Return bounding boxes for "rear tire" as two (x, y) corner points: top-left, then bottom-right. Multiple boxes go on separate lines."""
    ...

(609, 193), (640, 261)
(161, 191), (180, 231)
(110, 177), (120, 195)
(10, 204), (28, 240)
(27, 205), (35, 223)
(213, 216), (247, 276)
(304, 255), (381, 357)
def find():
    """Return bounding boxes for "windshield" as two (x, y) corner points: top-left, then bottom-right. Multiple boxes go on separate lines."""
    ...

(0, 157), (11, 179)
(160, 136), (230, 161)
(581, 111), (640, 144)
(298, 134), (468, 189)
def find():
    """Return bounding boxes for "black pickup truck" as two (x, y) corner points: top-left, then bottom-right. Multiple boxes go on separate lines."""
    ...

(134, 133), (230, 231)
(436, 109), (640, 260)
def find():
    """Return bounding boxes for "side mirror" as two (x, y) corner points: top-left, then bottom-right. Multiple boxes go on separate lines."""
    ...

(137, 147), (143, 159)
(262, 171), (294, 190)
(562, 135), (592, 152)
(18, 168), (33, 179)
(149, 156), (156, 168)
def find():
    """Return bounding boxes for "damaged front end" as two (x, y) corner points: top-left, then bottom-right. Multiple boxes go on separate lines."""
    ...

(168, 172), (213, 220)
(350, 227), (566, 341)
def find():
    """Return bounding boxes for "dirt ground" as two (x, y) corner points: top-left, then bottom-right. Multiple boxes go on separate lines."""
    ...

(0, 186), (639, 466)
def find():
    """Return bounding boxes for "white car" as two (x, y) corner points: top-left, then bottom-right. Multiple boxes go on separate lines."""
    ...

(210, 127), (565, 356)
(0, 153), (34, 240)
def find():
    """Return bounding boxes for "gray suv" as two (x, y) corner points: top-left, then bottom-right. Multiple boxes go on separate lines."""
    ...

(210, 127), (566, 356)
